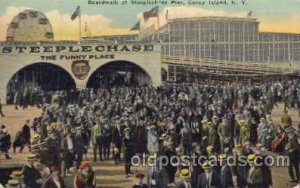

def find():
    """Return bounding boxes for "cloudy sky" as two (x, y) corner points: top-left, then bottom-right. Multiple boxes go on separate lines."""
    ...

(0, 0), (300, 40)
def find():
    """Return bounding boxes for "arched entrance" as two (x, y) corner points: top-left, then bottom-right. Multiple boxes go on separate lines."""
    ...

(6, 63), (76, 104)
(87, 60), (152, 88)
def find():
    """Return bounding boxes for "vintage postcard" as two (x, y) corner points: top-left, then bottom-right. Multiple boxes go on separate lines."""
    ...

(0, 0), (300, 188)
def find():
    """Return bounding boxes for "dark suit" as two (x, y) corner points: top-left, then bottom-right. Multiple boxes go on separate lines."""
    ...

(0, 102), (4, 117)
(123, 136), (134, 174)
(22, 164), (42, 188)
(210, 167), (221, 187)
(196, 173), (208, 188)
(220, 165), (234, 188)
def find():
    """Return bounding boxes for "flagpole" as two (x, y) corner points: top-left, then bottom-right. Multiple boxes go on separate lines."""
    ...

(79, 7), (81, 41)
(157, 13), (160, 29)
(157, 7), (160, 41)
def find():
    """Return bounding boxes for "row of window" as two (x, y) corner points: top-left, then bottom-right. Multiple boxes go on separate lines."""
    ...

(162, 43), (300, 62)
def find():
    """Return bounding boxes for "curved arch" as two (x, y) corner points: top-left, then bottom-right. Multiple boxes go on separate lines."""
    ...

(87, 60), (152, 88)
(7, 62), (74, 86)
(6, 62), (76, 103)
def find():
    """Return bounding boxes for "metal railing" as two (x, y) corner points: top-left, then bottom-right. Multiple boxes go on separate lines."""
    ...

(161, 55), (298, 76)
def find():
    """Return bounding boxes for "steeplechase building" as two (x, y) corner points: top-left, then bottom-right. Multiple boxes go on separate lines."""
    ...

(0, 10), (300, 103)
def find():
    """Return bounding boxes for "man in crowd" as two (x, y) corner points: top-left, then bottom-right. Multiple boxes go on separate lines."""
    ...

(0, 125), (11, 159)
(0, 99), (4, 117)
(22, 120), (31, 152)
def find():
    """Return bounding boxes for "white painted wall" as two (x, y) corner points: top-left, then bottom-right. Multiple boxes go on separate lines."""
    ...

(0, 43), (161, 103)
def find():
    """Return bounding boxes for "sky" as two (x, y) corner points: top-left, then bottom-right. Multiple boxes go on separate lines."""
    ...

(0, 0), (300, 41)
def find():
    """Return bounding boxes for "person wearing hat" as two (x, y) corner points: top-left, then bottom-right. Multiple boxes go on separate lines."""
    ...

(219, 154), (234, 188)
(132, 173), (148, 188)
(197, 161), (212, 188)
(146, 155), (161, 188)
(232, 145), (248, 188)
(91, 119), (102, 162)
(73, 161), (96, 188)
(102, 121), (112, 161)
(112, 120), (122, 164)
(238, 120), (250, 146)
(242, 141), (254, 156)
(22, 154), (43, 188)
(0, 126), (12, 159)
(161, 141), (177, 186)
(270, 123), (286, 153)
(257, 118), (269, 148)
(206, 145), (216, 157)
(180, 122), (193, 156)
(22, 120), (31, 152)
(285, 131), (300, 183)
(60, 130), (74, 177)
(45, 129), (60, 168)
(123, 127), (134, 178)
(31, 133), (41, 145)
(134, 121), (147, 154)
(147, 125), (159, 155)
(175, 168), (192, 188)
(41, 165), (65, 188)
(246, 154), (264, 188)
(190, 143), (204, 187)
(218, 117), (232, 153)
(74, 126), (87, 168)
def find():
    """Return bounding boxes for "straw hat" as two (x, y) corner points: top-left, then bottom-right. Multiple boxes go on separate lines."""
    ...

(243, 141), (251, 147)
(159, 133), (167, 140)
(179, 168), (191, 178)
(247, 154), (256, 164)
(31, 134), (40, 140)
(238, 119), (245, 125)
(148, 155), (156, 163)
(6, 179), (19, 188)
(206, 146), (214, 152)
(201, 119), (208, 123)
(124, 127), (130, 133)
(25, 154), (37, 161)
(218, 154), (227, 161)
(234, 144), (242, 149)
(9, 171), (23, 179)
(202, 161), (211, 169)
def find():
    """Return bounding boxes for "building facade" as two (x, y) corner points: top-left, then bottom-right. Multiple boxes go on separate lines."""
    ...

(159, 17), (300, 63)
(93, 17), (300, 64)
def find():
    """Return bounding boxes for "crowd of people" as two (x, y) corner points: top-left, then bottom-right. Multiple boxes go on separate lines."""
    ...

(0, 79), (300, 188)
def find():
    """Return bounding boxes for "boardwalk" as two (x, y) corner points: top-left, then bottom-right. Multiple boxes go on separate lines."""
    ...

(0, 104), (299, 188)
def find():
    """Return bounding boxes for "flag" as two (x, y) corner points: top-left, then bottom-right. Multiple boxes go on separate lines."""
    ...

(130, 21), (140, 31)
(247, 11), (252, 17)
(143, 6), (159, 21)
(71, 6), (80, 20)
(165, 9), (168, 20)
